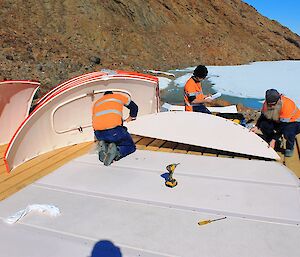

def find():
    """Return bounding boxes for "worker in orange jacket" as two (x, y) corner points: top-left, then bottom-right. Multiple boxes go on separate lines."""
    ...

(251, 89), (300, 157)
(92, 91), (138, 166)
(184, 65), (213, 113)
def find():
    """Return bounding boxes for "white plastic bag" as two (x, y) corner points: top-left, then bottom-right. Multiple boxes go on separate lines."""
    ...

(5, 204), (60, 224)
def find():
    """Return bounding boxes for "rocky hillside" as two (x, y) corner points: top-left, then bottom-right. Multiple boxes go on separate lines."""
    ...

(1, 0), (300, 93)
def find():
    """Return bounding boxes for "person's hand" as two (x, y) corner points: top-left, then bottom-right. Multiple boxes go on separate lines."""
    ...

(204, 96), (213, 103)
(124, 116), (136, 123)
(269, 139), (276, 149)
(250, 126), (259, 133)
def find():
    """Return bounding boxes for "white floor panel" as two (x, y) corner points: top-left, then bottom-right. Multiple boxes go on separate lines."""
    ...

(1, 150), (300, 257)
(0, 186), (299, 257)
(0, 222), (94, 257)
(34, 152), (300, 224)
(76, 150), (298, 186)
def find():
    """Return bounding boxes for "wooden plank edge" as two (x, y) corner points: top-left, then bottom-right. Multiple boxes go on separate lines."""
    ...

(0, 143), (93, 200)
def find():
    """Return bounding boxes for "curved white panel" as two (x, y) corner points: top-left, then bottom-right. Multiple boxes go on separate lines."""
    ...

(36, 72), (107, 106)
(0, 81), (40, 145)
(52, 91), (131, 134)
(126, 111), (280, 160)
(5, 73), (158, 172)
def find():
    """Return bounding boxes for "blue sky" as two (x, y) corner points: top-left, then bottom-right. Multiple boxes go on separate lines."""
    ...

(242, 0), (300, 35)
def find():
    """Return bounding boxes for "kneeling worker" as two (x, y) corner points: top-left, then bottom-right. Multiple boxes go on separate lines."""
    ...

(251, 89), (300, 157)
(92, 91), (138, 166)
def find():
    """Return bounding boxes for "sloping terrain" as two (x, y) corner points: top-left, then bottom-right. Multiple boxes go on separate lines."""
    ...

(1, 0), (300, 93)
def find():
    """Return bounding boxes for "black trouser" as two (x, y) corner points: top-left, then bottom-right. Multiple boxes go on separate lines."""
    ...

(192, 104), (211, 114)
(259, 119), (300, 150)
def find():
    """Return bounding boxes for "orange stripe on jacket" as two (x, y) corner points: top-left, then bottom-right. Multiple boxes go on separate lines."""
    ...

(184, 78), (204, 111)
(92, 93), (130, 130)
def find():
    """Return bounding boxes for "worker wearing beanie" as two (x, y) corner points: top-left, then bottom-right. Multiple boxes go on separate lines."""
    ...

(184, 65), (214, 113)
(251, 89), (300, 157)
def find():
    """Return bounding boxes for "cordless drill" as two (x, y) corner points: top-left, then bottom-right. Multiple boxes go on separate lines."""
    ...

(165, 163), (179, 188)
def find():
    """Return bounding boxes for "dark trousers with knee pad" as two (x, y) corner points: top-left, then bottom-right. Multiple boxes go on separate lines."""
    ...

(258, 116), (300, 150)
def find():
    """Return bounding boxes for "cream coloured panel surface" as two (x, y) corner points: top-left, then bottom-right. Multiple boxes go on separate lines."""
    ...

(5, 77), (157, 172)
(0, 81), (39, 144)
(127, 111), (280, 160)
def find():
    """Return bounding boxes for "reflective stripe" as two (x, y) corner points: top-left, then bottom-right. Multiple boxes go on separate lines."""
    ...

(280, 118), (300, 122)
(186, 91), (203, 97)
(125, 97), (131, 106)
(95, 98), (124, 107)
(184, 91), (203, 106)
(280, 118), (291, 122)
(95, 109), (122, 117)
(280, 104), (299, 122)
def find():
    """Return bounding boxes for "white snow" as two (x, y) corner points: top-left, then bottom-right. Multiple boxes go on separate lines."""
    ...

(157, 76), (172, 90)
(147, 70), (175, 77)
(174, 73), (192, 87)
(173, 61), (300, 106)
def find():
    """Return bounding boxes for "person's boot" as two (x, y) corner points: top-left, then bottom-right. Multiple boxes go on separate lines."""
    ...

(114, 150), (122, 161)
(97, 140), (108, 162)
(104, 143), (117, 166)
(285, 148), (294, 157)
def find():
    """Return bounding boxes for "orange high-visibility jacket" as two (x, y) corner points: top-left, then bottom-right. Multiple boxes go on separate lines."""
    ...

(92, 93), (131, 130)
(184, 77), (204, 111)
(262, 95), (300, 122)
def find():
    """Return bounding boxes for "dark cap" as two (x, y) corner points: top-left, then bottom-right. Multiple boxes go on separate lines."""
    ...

(193, 65), (208, 79)
(265, 89), (280, 104)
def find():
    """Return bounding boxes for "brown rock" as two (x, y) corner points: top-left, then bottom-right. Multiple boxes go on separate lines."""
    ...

(0, 0), (299, 96)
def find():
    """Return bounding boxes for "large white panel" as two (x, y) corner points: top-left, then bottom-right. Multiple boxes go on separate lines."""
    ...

(127, 111), (280, 160)
(1, 150), (299, 257)
(77, 150), (298, 186)
(35, 160), (300, 224)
